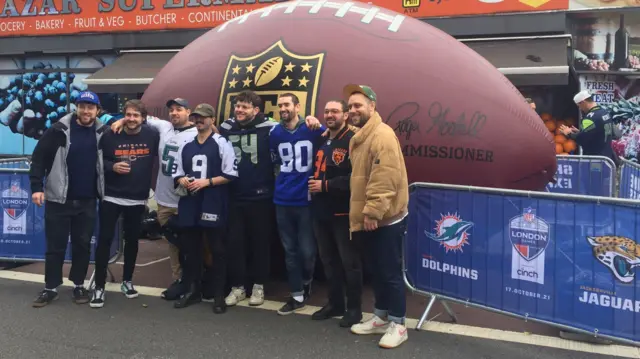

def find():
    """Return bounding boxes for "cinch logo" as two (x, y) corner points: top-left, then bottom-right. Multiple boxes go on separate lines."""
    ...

(6, 226), (22, 231)
(517, 268), (539, 278)
(424, 212), (473, 253)
(587, 236), (640, 284)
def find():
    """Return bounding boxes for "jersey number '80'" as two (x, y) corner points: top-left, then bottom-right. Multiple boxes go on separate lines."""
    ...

(278, 140), (313, 173)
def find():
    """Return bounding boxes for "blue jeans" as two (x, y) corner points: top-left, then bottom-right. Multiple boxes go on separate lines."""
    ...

(276, 205), (317, 297)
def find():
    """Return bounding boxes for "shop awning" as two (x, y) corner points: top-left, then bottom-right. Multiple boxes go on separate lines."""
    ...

(460, 35), (571, 86)
(82, 50), (179, 93)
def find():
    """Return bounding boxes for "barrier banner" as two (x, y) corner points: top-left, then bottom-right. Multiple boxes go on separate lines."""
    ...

(0, 171), (119, 262)
(619, 160), (640, 200)
(545, 156), (614, 197)
(405, 184), (640, 344)
(0, 159), (30, 171)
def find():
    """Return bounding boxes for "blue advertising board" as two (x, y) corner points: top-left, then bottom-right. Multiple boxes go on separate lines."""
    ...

(545, 156), (614, 197)
(0, 171), (120, 262)
(619, 160), (640, 200)
(405, 184), (640, 344)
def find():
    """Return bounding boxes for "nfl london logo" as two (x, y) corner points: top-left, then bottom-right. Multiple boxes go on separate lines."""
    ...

(1, 179), (30, 235)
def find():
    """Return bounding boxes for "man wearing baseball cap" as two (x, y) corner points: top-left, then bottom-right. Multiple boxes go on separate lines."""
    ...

(172, 103), (237, 313)
(560, 90), (618, 162)
(342, 84), (410, 349)
(29, 91), (109, 307)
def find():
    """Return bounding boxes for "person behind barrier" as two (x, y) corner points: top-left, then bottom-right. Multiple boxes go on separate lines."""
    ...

(307, 100), (364, 328)
(270, 93), (326, 316)
(112, 98), (197, 300)
(343, 84), (409, 349)
(90, 100), (160, 309)
(29, 91), (108, 308)
(525, 97), (536, 112)
(560, 90), (619, 163)
(172, 103), (238, 313)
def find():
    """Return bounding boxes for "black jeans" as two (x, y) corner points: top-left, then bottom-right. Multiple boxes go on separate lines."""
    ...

(227, 199), (275, 287)
(313, 215), (363, 311)
(44, 199), (97, 289)
(95, 200), (146, 289)
(183, 226), (227, 298)
(357, 218), (407, 324)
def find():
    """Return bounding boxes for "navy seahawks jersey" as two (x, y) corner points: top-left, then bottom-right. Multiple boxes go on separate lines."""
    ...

(269, 120), (326, 206)
(219, 113), (277, 202)
(173, 133), (238, 227)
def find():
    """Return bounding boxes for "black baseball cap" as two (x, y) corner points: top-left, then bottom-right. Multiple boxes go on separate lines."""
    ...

(166, 98), (190, 109)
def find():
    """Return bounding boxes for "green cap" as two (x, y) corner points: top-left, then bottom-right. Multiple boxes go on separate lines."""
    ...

(343, 84), (377, 102)
(191, 103), (216, 118)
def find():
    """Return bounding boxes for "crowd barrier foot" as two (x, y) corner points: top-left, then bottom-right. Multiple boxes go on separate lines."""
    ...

(415, 295), (458, 331)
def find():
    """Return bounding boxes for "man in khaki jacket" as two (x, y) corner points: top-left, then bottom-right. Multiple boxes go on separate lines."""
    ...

(343, 84), (409, 349)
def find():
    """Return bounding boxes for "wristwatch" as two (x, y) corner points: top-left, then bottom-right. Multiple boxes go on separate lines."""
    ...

(209, 178), (214, 187)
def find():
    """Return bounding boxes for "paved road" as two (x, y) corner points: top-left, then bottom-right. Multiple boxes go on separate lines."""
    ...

(0, 278), (625, 359)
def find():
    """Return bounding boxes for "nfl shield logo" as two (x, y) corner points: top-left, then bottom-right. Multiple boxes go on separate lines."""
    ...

(523, 207), (535, 222)
(508, 207), (550, 261)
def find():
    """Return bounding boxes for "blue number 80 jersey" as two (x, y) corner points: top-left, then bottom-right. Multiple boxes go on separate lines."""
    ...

(173, 133), (238, 227)
(269, 121), (325, 206)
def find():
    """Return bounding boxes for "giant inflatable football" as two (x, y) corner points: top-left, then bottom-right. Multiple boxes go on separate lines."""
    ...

(141, 0), (557, 190)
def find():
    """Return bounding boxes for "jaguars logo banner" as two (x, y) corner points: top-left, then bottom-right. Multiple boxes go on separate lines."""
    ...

(217, 40), (325, 122)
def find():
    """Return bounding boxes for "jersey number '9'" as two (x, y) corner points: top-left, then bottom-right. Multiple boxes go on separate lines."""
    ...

(191, 155), (208, 179)
(278, 140), (313, 173)
(229, 134), (258, 165)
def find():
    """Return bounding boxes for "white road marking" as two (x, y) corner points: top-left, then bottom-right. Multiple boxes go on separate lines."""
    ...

(115, 257), (170, 267)
(0, 270), (638, 358)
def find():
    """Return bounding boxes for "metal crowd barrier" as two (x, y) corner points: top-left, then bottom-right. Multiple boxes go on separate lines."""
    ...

(0, 160), (123, 287)
(545, 155), (616, 197)
(403, 182), (640, 347)
(618, 157), (640, 200)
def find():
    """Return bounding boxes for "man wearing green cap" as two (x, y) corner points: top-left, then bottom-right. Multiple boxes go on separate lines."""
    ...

(343, 84), (409, 349)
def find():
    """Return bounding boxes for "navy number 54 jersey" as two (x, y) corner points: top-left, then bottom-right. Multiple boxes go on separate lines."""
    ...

(173, 133), (238, 227)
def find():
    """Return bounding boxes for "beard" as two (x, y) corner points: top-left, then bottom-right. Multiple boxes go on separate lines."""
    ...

(280, 110), (294, 122)
(351, 112), (370, 128)
(326, 119), (342, 130)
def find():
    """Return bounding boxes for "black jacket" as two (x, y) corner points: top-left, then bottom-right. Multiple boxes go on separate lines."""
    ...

(311, 125), (354, 220)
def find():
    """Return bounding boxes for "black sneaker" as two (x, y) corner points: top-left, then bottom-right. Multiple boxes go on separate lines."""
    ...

(162, 279), (186, 301)
(303, 283), (312, 300)
(339, 309), (363, 327)
(174, 287), (201, 309)
(73, 287), (90, 304)
(90, 288), (105, 308)
(311, 304), (345, 320)
(121, 281), (139, 299)
(277, 298), (305, 316)
(213, 297), (227, 314)
(32, 289), (58, 308)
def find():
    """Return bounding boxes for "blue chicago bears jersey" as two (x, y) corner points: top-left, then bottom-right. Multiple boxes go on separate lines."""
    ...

(219, 113), (278, 202)
(269, 120), (326, 206)
(173, 133), (238, 227)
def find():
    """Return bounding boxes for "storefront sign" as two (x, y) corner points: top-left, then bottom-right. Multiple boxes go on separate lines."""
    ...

(0, 0), (568, 38)
(569, 0), (640, 10)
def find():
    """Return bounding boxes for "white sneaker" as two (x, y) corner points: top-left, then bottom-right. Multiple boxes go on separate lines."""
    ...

(378, 322), (408, 349)
(225, 287), (246, 306)
(350, 315), (389, 335)
(249, 285), (264, 306)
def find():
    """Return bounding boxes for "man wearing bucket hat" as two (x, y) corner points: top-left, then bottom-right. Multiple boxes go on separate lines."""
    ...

(29, 90), (109, 308)
(342, 84), (409, 349)
(560, 90), (619, 163)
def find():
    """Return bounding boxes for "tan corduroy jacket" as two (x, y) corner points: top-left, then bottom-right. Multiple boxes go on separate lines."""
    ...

(348, 111), (409, 233)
